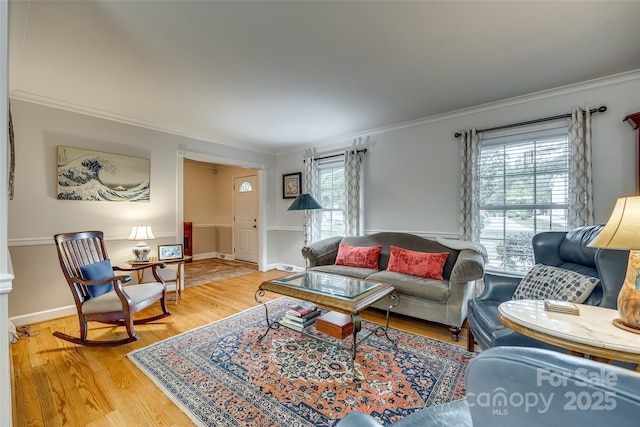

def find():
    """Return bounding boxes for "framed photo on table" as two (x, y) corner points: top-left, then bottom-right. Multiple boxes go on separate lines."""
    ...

(283, 172), (302, 199)
(158, 244), (183, 260)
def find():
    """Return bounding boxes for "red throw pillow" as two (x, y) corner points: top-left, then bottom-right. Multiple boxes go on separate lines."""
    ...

(335, 243), (382, 269)
(387, 246), (449, 280)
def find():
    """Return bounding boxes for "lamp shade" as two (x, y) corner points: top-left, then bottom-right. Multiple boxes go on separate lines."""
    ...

(128, 225), (155, 241)
(287, 193), (323, 211)
(589, 196), (640, 250)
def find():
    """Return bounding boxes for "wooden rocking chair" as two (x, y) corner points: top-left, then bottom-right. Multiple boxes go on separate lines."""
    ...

(53, 231), (171, 346)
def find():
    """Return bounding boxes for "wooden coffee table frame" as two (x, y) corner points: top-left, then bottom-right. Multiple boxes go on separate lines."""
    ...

(256, 272), (399, 363)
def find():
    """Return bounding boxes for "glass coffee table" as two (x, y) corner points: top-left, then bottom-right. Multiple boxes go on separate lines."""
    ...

(256, 271), (399, 361)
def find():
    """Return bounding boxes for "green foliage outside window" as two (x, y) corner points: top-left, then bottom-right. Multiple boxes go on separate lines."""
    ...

(479, 136), (569, 273)
(317, 163), (345, 240)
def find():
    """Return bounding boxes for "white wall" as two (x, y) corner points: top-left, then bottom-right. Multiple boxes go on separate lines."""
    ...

(273, 72), (640, 268)
(7, 71), (640, 321)
(7, 100), (277, 321)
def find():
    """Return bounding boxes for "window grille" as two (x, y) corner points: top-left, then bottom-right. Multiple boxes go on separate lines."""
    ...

(479, 125), (569, 273)
(316, 161), (345, 239)
(238, 181), (252, 192)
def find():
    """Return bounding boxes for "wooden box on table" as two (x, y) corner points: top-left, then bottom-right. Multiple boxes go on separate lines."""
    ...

(315, 311), (353, 339)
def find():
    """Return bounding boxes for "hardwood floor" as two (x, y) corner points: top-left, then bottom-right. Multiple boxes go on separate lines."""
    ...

(11, 270), (468, 426)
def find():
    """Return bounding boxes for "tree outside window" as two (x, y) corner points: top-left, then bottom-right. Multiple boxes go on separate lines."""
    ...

(479, 136), (569, 273)
(317, 162), (345, 239)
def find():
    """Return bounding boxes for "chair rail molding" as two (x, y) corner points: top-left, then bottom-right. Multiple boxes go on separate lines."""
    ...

(8, 231), (178, 247)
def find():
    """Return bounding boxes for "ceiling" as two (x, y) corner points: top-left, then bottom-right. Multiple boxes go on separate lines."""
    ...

(8, 1), (640, 153)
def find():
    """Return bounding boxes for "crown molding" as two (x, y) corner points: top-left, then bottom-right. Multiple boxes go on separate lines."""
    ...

(8, 90), (274, 155)
(280, 68), (640, 154)
(10, 68), (640, 157)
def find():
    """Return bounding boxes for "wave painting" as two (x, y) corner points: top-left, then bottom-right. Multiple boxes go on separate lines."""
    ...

(57, 146), (150, 202)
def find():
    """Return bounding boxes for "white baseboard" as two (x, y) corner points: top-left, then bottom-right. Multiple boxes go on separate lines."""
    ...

(192, 252), (234, 261)
(10, 305), (77, 327)
(11, 260), (295, 326)
(191, 252), (216, 261)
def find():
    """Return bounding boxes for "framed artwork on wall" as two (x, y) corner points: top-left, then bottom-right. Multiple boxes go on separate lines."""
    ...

(283, 172), (302, 199)
(158, 244), (184, 260)
(56, 145), (150, 202)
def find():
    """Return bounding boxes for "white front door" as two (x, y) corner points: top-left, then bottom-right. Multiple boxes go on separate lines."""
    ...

(233, 175), (259, 263)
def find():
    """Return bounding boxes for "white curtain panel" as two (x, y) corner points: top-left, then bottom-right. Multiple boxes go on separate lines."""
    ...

(568, 107), (595, 228)
(344, 149), (363, 237)
(303, 148), (320, 243)
(459, 129), (482, 242)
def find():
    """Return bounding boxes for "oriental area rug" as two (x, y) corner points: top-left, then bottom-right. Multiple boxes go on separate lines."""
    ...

(184, 257), (258, 288)
(127, 298), (473, 426)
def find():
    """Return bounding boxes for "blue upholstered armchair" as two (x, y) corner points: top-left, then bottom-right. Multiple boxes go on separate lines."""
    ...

(338, 346), (640, 427)
(466, 225), (629, 352)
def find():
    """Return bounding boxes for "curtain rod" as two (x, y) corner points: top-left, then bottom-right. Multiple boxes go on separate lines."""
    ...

(304, 148), (368, 162)
(454, 105), (607, 138)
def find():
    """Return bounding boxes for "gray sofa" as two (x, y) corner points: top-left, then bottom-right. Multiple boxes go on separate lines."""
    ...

(337, 346), (640, 427)
(301, 232), (485, 340)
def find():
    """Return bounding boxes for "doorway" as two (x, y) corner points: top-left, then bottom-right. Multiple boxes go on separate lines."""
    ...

(177, 151), (266, 271)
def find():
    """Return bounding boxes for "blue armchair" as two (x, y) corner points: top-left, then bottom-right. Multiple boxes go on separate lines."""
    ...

(466, 225), (628, 352)
(337, 346), (640, 427)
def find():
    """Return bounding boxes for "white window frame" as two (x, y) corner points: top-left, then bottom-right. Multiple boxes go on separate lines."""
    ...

(479, 122), (570, 273)
(316, 158), (346, 240)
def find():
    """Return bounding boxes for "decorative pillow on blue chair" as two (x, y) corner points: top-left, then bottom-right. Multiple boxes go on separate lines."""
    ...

(512, 264), (599, 303)
(79, 259), (115, 298)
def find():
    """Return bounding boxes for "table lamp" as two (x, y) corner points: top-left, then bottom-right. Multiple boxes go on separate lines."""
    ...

(288, 193), (323, 246)
(128, 225), (155, 262)
(589, 196), (640, 333)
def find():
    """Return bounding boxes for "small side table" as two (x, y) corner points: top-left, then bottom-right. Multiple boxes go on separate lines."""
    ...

(126, 256), (192, 304)
(498, 299), (640, 371)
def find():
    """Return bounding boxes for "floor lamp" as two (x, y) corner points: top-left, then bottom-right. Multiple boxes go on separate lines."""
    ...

(288, 193), (323, 247)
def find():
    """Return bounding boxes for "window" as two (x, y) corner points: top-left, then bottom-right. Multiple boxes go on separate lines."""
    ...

(479, 125), (569, 273)
(316, 160), (345, 239)
(238, 181), (252, 192)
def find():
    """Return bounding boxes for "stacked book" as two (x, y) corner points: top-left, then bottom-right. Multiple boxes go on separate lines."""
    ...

(280, 301), (321, 332)
(544, 299), (580, 315)
(315, 311), (354, 339)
